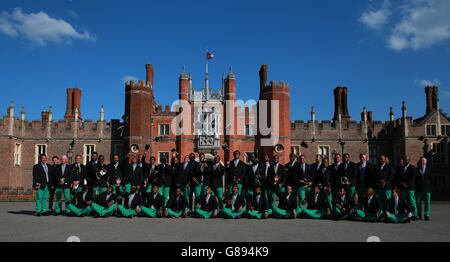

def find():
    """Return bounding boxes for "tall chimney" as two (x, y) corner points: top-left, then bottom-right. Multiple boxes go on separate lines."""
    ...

(259, 64), (268, 89)
(425, 86), (434, 114)
(342, 87), (349, 116)
(65, 88), (74, 120)
(333, 87), (343, 121)
(146, 64), (154, 88)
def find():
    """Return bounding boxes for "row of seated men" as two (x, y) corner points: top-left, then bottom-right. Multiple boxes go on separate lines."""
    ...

(32, 150), (432, 222)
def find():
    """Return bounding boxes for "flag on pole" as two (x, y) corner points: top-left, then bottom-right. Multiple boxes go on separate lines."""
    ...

(206, 51), (215, 60)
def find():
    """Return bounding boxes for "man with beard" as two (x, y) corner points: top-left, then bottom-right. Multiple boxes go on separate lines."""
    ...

(246, 153), (265, 202)
(267, 155), (286, 207)
(91, 185), (118, 217)
(107, 154), (123, 186)
(338, 153), (357, 198)
(92, 155), (109, 197)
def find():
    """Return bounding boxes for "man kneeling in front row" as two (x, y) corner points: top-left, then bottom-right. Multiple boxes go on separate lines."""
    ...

(193, 186), (219, 219)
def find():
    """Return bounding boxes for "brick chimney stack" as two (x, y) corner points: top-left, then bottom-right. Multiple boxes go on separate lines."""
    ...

(64, 88), (82, 120)
(333, 87), (350, 122)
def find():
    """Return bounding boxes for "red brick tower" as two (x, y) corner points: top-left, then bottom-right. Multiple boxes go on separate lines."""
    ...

(176, 67), (194, 158)
(124, 64), (155, 152)
(257, 64), (291, 163)
(64, 87), (81, 120)
(223, 67), (237, 162)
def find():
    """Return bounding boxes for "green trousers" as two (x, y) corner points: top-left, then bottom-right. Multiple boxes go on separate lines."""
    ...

(222, 207), (246, 219)
(93, 186), (107, 197)
(67, 204), (92, 217)
(386, 213), (409, 223)
(267, 187), (286, 207)
(355, 210), (377, 222)
(273, 206), (298, 219)
(195, 208), (214, 219)
(124, 183), (132, 194)
(349, 186), (356, 199)
(212, 187), (224, 209)
(167, 208), (184, 218)
(141, 206), (160, 218)
(376, 188), (391, 211)
(415, 191), (431, 217)
(300, 207), (327, 219)
(332, 207), (350, 220)
(91, 203), (117, 217)
(117, 204), (137, 217)
(158, 186), (171, 206)
(247, 209), (273, 219)
(55, 188), (71, 214)
(401, 190), (417, 217)
(194, 183), (209, 199)
(298, 186), (311, 205)
(35, 186), (49, 214)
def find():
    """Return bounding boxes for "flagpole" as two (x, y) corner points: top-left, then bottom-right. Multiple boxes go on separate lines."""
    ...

(205, 48), (209, 90)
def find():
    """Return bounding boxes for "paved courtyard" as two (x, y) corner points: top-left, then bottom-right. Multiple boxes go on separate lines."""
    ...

(1, 202), (449, 242)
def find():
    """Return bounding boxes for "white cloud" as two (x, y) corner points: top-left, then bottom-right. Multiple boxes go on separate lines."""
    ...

(387, 0), (450, 51)
(0, 8), (94, 45)
(414, 78), (441, 87)
(122, 75), (139, 83)
(359, 0), (391, 30)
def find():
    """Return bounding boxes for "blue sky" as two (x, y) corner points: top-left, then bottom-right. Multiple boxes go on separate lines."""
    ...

(0, 0), (449, 122)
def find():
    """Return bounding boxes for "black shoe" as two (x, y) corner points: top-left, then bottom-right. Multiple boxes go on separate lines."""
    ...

(53, 212), (60, 216)
(418, 216), (422, 220)
(411, 216), (417, 221)
(425, 216), (430, 221)
(36, 212), (41, 217)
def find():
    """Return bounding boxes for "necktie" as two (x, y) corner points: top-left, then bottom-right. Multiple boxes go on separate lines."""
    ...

(302, 164), (305, 173)
(43, 164), (49, 182)
(128, 194), (134, 208)
(231, 195), (237, 210)
(62, 164), (66, 175)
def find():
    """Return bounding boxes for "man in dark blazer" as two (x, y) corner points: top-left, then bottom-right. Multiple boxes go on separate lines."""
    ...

(156, 157), (173, 206)
(124, 155), (143, 194)
(331, 187), (355, 220)
(117, 186), (142, 218)
(92, 155), (109, 196)
(194, 186), (219, 219)
(226, 150), (247, 195)
(222, 185), (246, 219)
(385, 188), (412, 223)
(396, 156), (417, 220)
(107, 154), (123, 186)
(72, 154), (88, 186)
(48, 155), (59, 214)
(300, 184), (330, 219)
(267, 155), (286, 207)
(310, 154), (323, 182)
(173, 155), (193, 207)
(354, 187), (381, 222)
(373, 155), (394, 211)
(91, 185), (118, 217)
(86, 152), (99, 192)
(33, 154), (53, 216)
(285, 153), (300, 191)
(66, 180), (94, 217)
(246, 154), (266, 202)
(210, 155), (225, 209)
(165, 187), (189, 218)
(330, 153), (342, 194)
(415, 156), (432, 221)
(338, 153), (357, 198)
(141, 185), (165, 218)
(54, 155), (73, 215)
(192, 152), (210, 200)
(356, 153), (375, 199)
(273, 185), (297, 219)
(297, 155), (313, 205)
(247, 185), (272, 219)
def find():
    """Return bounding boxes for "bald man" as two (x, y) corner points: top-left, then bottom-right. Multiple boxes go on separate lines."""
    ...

(54, 155), (73, 215)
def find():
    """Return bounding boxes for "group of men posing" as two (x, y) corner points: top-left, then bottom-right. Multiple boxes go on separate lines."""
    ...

(32, 149), (432, 223)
